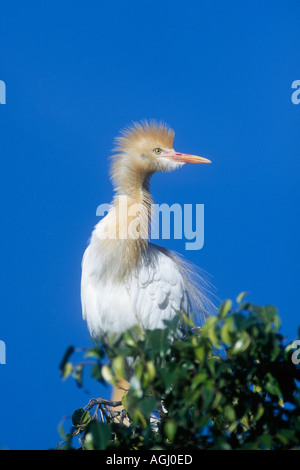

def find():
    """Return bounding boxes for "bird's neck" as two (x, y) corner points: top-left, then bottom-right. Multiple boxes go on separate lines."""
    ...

(113, 174), (153, 243)
(95, 173), (153, 281)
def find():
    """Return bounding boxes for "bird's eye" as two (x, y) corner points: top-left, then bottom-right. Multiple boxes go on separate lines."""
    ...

(154, 148), (162, 155)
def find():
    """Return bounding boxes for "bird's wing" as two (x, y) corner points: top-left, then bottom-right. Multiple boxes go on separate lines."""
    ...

(81, 245), (97, 323)
(129, 245), (190, 330)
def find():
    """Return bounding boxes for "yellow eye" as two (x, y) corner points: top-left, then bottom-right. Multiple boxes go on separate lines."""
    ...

(154, 148), (162, 155)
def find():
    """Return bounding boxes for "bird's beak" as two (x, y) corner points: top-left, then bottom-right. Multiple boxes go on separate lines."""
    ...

(166, 151), (211, 164)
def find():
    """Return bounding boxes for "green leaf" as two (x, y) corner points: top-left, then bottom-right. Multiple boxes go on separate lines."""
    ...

(276, 429), (296, 445)
(84, 346), (104, 360)
(164, 420), (177, 441)
(144, 360), (156, 385)
(59, 346), (74, 375)
(72, 408), (91, 428)
(203, 316), (220, 348)
(236, 292), (249, 304)
(220, 317), (236, 346)
(224, 405), (236, 422)
(61, 362), (73, 381)
(145, 328), (170, 358)
(123, 330), (138, 347)
(265, 373), (282, 397)
(101, 364), (116, 385)
(85, 421), (111, 450)
(57, 421), (67, 440)
(218, 299), (232, 318)
(72, 364), (83, 388)
(91, 362), (103, 382)
(230, 331), (251, 354)
(138, 396), (156, 418)
(112, 356), (126, 379)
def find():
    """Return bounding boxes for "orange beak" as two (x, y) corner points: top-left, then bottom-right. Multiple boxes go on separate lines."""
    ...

(166, 151), (211, 164)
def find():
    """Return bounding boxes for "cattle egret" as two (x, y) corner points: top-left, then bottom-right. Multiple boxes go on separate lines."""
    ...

(81, 121), (213, 401)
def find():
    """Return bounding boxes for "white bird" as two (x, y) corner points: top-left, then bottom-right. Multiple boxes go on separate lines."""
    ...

(81, 121), (213, 399)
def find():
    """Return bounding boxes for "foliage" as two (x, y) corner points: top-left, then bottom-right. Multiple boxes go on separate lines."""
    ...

(58, 294), (300, 450)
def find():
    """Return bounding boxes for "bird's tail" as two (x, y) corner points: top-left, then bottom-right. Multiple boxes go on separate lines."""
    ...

(163, 249), (218, 324)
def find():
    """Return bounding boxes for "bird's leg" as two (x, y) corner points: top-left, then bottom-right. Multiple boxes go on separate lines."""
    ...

(112, 378), (129, 401)
(111, 377), (130, 425)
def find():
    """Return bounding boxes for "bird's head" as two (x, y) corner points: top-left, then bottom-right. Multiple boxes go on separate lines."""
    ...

(111, 120), (211, 194)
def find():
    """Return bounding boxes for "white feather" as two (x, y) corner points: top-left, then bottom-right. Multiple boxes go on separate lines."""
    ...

(81, 222), (190, 340)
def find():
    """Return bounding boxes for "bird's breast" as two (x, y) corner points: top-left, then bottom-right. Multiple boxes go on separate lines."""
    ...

(81, 224), (190, 340)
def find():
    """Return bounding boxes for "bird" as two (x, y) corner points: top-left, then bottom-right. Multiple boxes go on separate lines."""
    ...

(81, 120), (213, 402)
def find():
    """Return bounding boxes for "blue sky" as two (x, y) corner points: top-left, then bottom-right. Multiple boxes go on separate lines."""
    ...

(0, 0), (299, 449)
